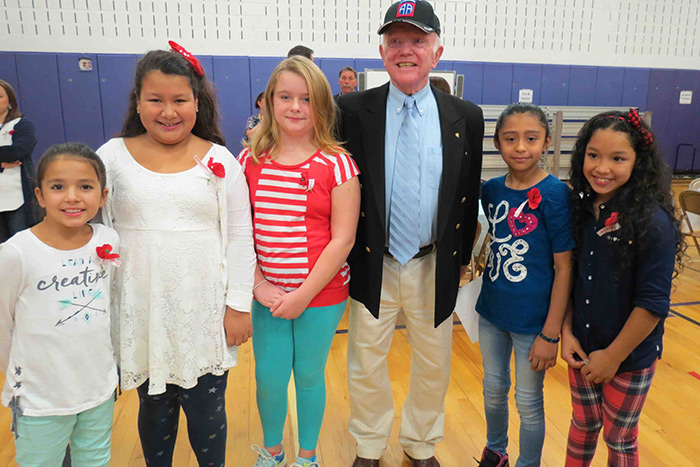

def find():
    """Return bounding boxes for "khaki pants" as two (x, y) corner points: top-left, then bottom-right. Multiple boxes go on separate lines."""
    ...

(347, 251), (453, 460)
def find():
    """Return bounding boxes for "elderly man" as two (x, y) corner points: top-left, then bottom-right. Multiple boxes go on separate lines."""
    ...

(336, 66), (358, 99)
(337, 1), (484, 466)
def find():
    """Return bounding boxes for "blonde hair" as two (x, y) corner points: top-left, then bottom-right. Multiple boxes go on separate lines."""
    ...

(248, 56), (345, 163)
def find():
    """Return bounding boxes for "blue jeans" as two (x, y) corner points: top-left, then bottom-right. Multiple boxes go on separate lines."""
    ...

(479, 315), (545, 467)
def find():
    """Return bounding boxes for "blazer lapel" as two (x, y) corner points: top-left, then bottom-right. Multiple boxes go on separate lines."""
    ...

(359, 83), (390, 227)
(435, 90), (468, 242)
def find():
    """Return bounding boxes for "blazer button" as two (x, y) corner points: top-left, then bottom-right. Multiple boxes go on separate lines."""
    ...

(359, 183), (363, 189)
(452, 251), (457, 256)
(461, 197), (466, 203)
(360, 211), (365, 217)
(365, 246), (371, 253)
(455, 223), (461, 230)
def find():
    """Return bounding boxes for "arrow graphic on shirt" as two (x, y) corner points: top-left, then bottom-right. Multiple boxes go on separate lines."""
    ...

(56, 290), (105, 326)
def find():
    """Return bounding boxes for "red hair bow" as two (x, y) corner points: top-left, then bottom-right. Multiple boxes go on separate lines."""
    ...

(609, 108), (653, 148)
(168, 40), (204, 77)
(626, 108), (654, 147)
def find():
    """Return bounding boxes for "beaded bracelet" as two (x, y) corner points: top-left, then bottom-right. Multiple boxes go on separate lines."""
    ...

(253, 279), (268, 290)
(538, 332), (560, 344)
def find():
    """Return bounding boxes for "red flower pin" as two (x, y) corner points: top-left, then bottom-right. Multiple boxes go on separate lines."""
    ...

(96, 244), (121, 268)
(9, 130), (15, 135)
(96, 244), (119, 260)
(207, 158), (226, 178)
(527, 188), (542, 209)
(605, 212), (619, 228)
(299, 171), (315, 192)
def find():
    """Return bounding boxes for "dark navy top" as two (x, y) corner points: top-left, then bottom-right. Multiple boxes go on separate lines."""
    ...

(572, 199), (676, 373)
(477, 174), (574, 334)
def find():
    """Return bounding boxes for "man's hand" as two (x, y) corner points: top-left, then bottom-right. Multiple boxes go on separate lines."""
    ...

(223, 307), (253, 347)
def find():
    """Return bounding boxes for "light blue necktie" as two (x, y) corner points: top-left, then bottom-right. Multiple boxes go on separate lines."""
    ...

(389, 96), (420, 265)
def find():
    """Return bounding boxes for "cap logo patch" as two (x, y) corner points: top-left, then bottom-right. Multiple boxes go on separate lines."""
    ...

(397, 1), (416, 18)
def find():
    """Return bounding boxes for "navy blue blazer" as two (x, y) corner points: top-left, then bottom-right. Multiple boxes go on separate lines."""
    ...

(337, 83), (484, 327)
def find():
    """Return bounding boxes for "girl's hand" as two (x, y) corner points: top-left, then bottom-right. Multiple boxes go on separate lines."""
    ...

(1, 161), (21, 169)
(581, 348), (621, 384)
(270, 289), (311, 320)
(254, 281), (286, 308)
(223, 307), (253, 347)
(529, 337), (558, 371)
(560, 331), (588, 369)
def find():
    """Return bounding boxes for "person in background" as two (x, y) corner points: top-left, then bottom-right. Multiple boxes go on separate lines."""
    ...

(335, 66), (358, 100)
(336, 1), (484, 465)
(0, 80), (39, 244)
(428, 76), (450, 95)
(245, 92), (266, 143)
(287, 45), (314, 62)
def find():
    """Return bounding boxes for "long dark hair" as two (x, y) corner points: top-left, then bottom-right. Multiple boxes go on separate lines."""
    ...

(569, 110), (684, 278)
(118, 49), (225, 145)
(0, 80), (23, 123)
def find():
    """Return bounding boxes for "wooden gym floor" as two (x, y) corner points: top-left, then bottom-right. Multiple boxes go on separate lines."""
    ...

(1, 181), (699, 466)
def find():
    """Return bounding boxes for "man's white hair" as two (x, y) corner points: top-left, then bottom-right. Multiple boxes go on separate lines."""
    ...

(381, 30), (442, 53)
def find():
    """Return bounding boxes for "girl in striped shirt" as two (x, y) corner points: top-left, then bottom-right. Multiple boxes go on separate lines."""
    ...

(239, 56), (360, 467)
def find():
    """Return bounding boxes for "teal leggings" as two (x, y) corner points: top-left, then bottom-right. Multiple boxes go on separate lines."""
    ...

(252, 299), (346, 451)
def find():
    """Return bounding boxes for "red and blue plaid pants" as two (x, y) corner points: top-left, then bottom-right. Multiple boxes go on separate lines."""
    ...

(565, 361), (656, 467)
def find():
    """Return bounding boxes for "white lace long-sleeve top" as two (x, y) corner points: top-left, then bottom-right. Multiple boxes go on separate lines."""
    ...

(97, 138), (256, 395)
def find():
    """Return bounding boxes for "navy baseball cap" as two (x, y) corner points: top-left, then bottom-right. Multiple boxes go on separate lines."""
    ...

(377, 1), (441, 36)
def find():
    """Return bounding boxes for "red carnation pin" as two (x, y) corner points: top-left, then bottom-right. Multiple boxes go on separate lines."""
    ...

(207, 158), (226, 178)
(299, 170), (314, 192)
(605, 212), (619, 228)
(597, 211), (621, 237)
(194, 155), (226, 180)
(96, 244), (121, 268)
(527, 188), (542, 210)
(9, 130), (15, 135)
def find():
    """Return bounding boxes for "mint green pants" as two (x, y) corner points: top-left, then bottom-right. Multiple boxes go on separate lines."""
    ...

(15, 396), (114, 467)
(252, 299), (346, 451)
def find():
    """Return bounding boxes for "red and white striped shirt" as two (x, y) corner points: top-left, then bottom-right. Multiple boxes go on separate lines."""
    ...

(239, 148), (360, 307)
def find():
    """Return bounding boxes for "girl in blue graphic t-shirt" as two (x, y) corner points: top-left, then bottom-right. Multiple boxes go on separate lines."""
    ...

(475, 104), (574, 467)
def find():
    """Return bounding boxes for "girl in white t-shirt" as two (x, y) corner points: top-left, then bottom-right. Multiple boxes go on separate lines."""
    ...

(0, 142), (119, 466)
